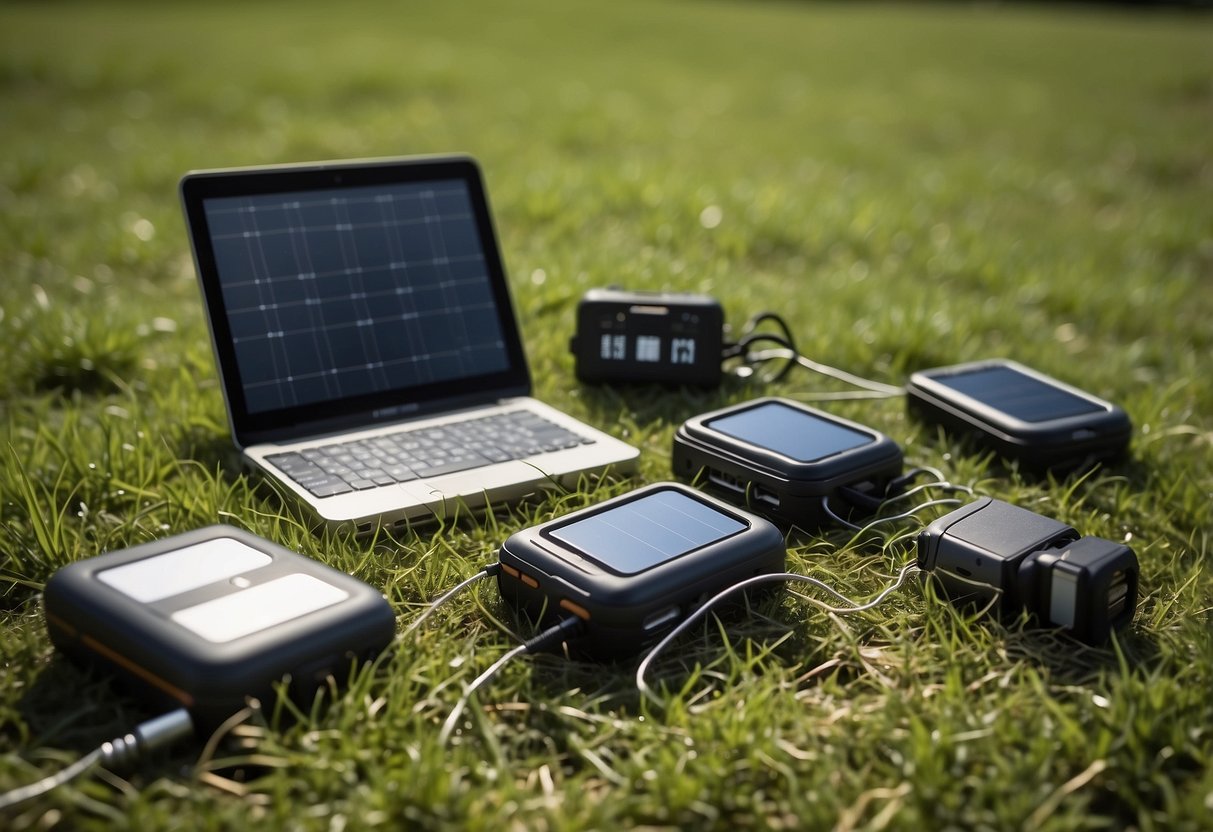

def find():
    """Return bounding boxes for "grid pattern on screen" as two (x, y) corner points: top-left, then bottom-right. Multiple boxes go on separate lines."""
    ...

(549, 489), (746, 575)
(203, 180), (509, 415)
(707, 402), (872, 462)
(935, 366), (1101, 423)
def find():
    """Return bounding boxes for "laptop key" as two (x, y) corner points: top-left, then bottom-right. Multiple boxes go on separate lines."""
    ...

(308, 480), (354, 498)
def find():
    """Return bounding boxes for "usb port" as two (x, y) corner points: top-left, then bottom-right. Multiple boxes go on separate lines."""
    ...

(706, 469), (744, 494)
(751, 485), (780, 508)
(1107, 569), (1130, 620)
(642, 606), (681, 632)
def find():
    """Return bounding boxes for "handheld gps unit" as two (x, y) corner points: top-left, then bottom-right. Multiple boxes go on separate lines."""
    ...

(496, 482), (785, 660)
(672, 397), (904, 528)
(569, 288), (724, 386)
(905, 359), (1131, 473)
(44, 526), (395, 729)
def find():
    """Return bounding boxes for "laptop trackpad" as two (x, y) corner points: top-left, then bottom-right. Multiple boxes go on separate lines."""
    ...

(417, 461), (541, 499)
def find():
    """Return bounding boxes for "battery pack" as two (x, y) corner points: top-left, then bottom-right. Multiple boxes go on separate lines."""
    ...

(497, 483), (785, 660)
(43, 526), (396, 729)
(672, 397), (904, 528)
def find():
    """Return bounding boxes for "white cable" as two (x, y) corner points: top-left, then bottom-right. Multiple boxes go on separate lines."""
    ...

(636, 563), (918, 705)
(401, 567), (496, 639)
(744, 348), (905, 397)
(822, 495), (964, 533)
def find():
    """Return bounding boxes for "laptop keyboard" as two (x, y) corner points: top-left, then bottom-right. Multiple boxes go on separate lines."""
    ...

(265, 410), (595, 498)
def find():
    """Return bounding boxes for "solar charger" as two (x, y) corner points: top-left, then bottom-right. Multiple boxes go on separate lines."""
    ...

(496, 483), (785, 660)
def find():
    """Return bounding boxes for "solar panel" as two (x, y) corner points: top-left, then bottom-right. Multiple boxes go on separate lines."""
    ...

(706, 401), (873, 462)
(548, 488), (746, 575)
(933, 365), (1101, 423)
(202, 179), (509, 415)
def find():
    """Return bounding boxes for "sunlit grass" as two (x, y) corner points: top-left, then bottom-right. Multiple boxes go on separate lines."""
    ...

(1, 0), (1211, 828)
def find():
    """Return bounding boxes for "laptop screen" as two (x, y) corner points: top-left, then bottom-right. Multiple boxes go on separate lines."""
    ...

(181, 158), (531, 445)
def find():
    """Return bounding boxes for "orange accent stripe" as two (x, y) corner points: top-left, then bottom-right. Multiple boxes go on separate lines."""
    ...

(501, 563), (520, 579)
(45, 612), (77, 638)
(520, 573), (539, 589)
(559, 598), (591, 620)
(81, 635), (195, 708)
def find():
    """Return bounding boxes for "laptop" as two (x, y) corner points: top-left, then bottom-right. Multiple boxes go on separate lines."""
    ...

(180, 155), (638, 532)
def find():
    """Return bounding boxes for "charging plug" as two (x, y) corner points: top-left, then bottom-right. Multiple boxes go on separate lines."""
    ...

(917, 497), (1138, 643)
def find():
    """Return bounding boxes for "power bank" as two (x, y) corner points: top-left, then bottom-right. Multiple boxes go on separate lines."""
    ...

(905, 359), (1131, 473)
(43, 526), (396, 729)
(497, 482), (786, 660)
(672, 397), (904, 528)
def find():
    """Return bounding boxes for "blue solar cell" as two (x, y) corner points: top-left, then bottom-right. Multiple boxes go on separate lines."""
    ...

(706, 401), (872, 462)
(203, 179), (509, 415)
(549, 489), (746, 574)
(934, 366), (1100, 423)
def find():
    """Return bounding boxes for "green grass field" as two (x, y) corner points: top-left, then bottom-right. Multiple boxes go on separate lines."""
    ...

(2, 0), (1211, 828)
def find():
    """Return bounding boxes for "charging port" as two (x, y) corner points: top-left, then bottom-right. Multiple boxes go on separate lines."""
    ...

(642, 606), (681, 632)
(1107, 568), (1130, 620)
(707, 469), (744, 495)
(750, 485), (780, 508)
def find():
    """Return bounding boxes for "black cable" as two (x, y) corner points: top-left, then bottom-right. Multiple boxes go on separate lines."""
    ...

(438, 616), (584, 743)
(0, 708), (193, 810)
(724, 311), (904, 395)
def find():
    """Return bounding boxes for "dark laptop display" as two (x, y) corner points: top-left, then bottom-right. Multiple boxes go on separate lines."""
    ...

(182, 157), (530, 447)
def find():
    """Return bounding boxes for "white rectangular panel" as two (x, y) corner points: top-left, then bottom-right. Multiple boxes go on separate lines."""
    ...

(98, 537), (273, 603)
(171, 573), (348, 643)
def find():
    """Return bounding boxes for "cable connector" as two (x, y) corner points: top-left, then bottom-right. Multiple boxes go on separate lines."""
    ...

(0, 708), (193, 810)
(917, 497), (1138, 643)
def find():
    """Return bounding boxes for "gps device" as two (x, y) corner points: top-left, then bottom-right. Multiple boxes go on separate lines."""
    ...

(672, 397), (904, 528)
(569, 288), (724, 386)
(44, 526), (395, 729)
(496, 483), (785, 660)
(906, 359), (1131, 473)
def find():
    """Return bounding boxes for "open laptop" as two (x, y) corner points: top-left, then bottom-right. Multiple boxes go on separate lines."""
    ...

(180, 155), (638, 532)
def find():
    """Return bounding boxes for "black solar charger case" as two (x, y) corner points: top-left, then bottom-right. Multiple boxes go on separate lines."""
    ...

(672, 397), (904, 529)
(905, 359), (1131, 474)
(44, 526), (396, 730)
(497, 483), (785, 661)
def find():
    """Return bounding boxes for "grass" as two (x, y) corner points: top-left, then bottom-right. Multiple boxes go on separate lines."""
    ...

(1, 0), (1211, 827)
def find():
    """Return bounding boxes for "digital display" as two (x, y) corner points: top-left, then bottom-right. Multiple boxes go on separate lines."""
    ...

(933, 365), (1102, 423)
(202, 179), (509, 415)
(707, 401), (873, 462)
(549, 489), (746, 575)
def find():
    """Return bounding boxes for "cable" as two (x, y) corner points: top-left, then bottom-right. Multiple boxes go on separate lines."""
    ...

(438, 616), (584, 744)
(822, 494), (964, 533)
(635, 563), (918, 705)
(0, 708), (193, 810)
(722, 311), (904, 397)
(400, 563), (500, 639)
(745, 349), (905, 397)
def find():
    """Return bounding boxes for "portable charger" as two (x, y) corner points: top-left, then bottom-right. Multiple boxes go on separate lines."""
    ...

(672, 397), (904, 528)
(916, 497), (1138, 643)
(43, 526), (396, 730)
